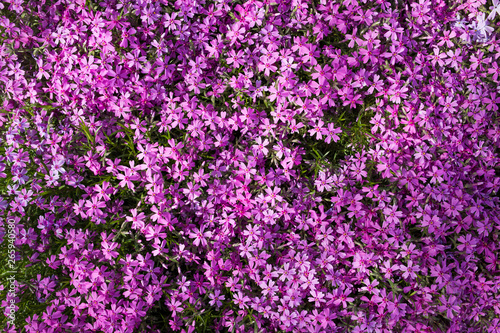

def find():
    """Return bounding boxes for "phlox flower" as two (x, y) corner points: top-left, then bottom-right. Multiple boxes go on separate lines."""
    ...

(116, 168), (140, 191)
(472, 12), (494, 41)
(126, 209), (146, 230)
(315, 171), (333, 192)
(383, 205), (403, 224)
(44, 169), (60, 186)
(252, 137), (269, 156)
(457, 234), (477, 253)
(226, 49), (245, 68)
(101, 241), (119, 260)
(265, 186), (282, 206)
(322, 123), (341, 143)
(208, 290), (225, 308)
(308, 119), (325, 139)
(333, 287), (354, 308)
(258, 56), (278, 76)
(233, 291), (250, 309)
(453, 14), (468, 29)
(308, 290), (325, 307)
(182, 182), (201, 201)
(188, 226), (211, 247)
(300, 272), (319, 291)
(465, 16), (490, 44)
(283, 289), (302, 308)
(400, 260), (420, 279)
(387, 294), (407, 318)
(438, 295), (460, 319)
(84, 196), (106, 217)
(144, 224), (167, 242)
(268, 84), (290, 104)
(442, 198), (463, 218)
(166, 299), (183, 317)
(258, 279), (277, 297)
(489, 0), (500, 20)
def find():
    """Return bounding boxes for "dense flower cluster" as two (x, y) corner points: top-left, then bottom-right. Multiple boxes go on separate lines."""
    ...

(1, 0), (500, 332)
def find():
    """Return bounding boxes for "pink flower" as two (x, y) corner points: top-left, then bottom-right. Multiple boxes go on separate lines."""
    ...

(182, 182), (201, 201)
(233, 291), (250, 309)
(188, 226), (211, 247)
(101, 241), (119, 260)
(116, 168), (140, 191)
(438, 295), (460, 319)
(383, 205), (403, 224)
(166, 299), (183, 317)
(252, 137), (269, 156)
(126, 209), (146, 230)
(226, 49), (245, 68)
(265, 186), (282, 206)
(442, 198), (463, 218)
(308, 290), (325, 307)
(258, 56), (277, 76)
(144, 224), (167, 242)
(457, 234), (477, 253)
(333, 288), (354, 308)
(322, 123), (341, 143)
(208, 290), (225, 308)
(84, 196), (106, 217)
(308, 119), (325, 140)
(400, 260), (420, 279)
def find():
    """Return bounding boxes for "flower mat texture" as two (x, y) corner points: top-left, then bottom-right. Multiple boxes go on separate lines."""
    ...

(1, 0), (500, 332)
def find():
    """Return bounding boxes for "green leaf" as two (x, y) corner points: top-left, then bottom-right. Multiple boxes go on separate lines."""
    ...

(79, 120), (94, 146)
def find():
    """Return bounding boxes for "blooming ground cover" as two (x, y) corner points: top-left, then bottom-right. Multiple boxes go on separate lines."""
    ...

(1, 0), (500, 331)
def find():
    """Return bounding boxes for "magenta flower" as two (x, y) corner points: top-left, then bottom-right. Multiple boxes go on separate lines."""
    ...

(438, 295), (460, 319)
(333, 288), (354, 308)
(265, 186), (282, 206)
(188, 226), (211, 247)
(126, 209), (146, 230)
(166, 299), (184, 317)
(400, 260), (420, 280)
(208, 290), (225, 308)
(233, 291), (250, 309)
(116, 168), (140, 191)
(84, 196), (106, 217)
(308, 290), (325, 307)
